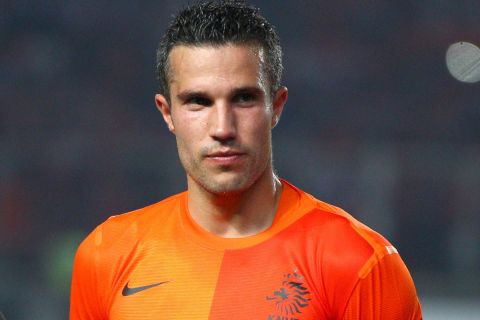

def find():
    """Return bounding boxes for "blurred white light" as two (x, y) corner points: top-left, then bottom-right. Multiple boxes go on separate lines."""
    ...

(445, 42), (480, 83)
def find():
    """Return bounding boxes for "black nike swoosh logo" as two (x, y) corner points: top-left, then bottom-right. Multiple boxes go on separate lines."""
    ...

(122, 281), (169, 296)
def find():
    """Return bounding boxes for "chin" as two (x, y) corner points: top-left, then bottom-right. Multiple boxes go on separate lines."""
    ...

(196, 173), (255, 195)
(186, 158), (270, 196)
(204, 179), (250, 195)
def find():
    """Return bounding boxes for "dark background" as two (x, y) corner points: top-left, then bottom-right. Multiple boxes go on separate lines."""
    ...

(2, 1), (479, 318)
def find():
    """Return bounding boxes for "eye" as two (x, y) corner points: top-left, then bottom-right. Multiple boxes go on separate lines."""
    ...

(232, 92), (257, 105)
(187, 96), (212, 106)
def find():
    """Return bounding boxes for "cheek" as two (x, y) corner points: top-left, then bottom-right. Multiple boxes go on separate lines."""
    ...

(175, 127), (196, 155)
(174, 132), (198, 173)
(241, 116), (273, 159)
(173, 114), (207, 154)
(243, 111), (272, 140)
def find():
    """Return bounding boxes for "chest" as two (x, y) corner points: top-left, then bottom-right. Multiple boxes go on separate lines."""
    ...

(108, 236), (327, 319)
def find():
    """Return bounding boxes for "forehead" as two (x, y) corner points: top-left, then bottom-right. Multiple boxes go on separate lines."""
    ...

(167, 44), (266, 88)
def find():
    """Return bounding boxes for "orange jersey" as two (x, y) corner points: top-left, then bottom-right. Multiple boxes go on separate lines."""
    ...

(70, 180), (422, 319)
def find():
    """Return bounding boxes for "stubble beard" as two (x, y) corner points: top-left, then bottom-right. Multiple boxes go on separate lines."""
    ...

(188, 156), (271, 196)
(181, 145), (273, 196)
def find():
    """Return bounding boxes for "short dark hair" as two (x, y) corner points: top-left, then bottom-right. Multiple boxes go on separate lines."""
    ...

(156, 0), (283, 102)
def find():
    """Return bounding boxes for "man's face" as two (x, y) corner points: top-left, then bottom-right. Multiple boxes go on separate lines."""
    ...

(155, 44), (287, 194)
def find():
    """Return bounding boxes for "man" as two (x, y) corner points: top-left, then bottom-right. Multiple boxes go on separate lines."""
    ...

(70, 1), (422, 319)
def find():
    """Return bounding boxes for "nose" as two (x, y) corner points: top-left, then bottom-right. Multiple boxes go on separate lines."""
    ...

(209, 102), (236, 142)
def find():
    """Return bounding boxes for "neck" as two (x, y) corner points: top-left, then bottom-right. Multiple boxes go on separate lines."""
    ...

(186, 169), (283, 238)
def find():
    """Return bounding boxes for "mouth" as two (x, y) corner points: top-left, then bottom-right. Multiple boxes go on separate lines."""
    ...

(207, 150), (243, 157)
(205, 150), (246, 165)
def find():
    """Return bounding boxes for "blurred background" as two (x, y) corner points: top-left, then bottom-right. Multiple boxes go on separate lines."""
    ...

(1, 0), (479, 319)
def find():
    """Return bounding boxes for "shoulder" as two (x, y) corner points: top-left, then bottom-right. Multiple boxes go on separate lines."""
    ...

(289, 182), (392, 254)
(105, 192), (185, 226)
(286, 181), (395, 274)
(313, 198), (393, 267)
(72, 191), (187, 300)
(287, 183), (411, 315)
(76, 192), (186, 260)
(99, 192), (184, 239)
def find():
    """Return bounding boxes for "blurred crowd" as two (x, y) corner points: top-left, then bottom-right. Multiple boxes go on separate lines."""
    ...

(2, 1), (480, 319)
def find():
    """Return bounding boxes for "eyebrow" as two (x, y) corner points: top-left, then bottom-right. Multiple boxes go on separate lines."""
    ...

(176, 86), (264, 102)
(176, 90), (209, 102)
(231, 86), (264, 97)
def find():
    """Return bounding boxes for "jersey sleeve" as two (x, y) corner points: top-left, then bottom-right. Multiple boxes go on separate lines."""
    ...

(341, 252), (422, 320)
(70, 227), (107, 320)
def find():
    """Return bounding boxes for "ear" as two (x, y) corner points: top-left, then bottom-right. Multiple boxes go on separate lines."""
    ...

(271, 86), (288, 128)
(155, 94), (175, 133)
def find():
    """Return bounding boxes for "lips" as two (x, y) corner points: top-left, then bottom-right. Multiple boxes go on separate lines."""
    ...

(205, 149), (245, 165)
(207, 150), (243, 157)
